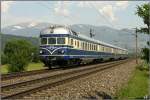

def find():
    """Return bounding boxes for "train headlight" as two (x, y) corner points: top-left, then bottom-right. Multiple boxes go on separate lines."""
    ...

(40, 50), (43, 54)
(58, 49), (65, 54)
(61, 50), (65, 54)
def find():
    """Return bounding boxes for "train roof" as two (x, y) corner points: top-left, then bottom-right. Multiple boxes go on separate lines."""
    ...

(40, 25), (127, 51)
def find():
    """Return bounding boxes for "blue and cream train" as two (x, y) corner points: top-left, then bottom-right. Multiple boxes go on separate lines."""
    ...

(39, 26), (128, 69)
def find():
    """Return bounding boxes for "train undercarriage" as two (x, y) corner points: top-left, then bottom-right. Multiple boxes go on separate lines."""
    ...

(40, 56), (126, 69)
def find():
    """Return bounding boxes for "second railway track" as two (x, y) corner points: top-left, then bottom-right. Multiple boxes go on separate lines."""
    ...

(1, 59), (130, 99)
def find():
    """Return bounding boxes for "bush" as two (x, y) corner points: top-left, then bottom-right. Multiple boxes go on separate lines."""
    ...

(31, 46), (40, 63)
(4, 39), (33, 72)
(1, 53), (8, 65)
(141, 48), (149, 63)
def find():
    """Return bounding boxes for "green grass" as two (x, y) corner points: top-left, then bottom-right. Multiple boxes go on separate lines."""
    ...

(116, 62), (149, 99)
(26, 62), (45, 71)
(0, 64), (9, 74)
(1, 62), (45, 74)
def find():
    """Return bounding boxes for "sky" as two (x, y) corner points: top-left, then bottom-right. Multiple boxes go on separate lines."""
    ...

(1, 1), (149, 29)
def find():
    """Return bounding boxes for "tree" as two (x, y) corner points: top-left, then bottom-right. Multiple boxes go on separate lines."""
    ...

(31, 46), (40, 63)
(136, 3), (150, 63)
(4, 39), (33, 72)
(136, 3), (149, 34)
(1, 52), (8, 65)
(141, 48), (149, 63)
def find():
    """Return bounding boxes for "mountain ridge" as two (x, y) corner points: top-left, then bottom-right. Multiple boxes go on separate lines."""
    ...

(2, 22), (148, 51)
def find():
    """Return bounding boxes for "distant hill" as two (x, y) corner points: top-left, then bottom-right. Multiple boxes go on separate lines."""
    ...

(1, 34), (39, 51)
(2, 22), (148, 52)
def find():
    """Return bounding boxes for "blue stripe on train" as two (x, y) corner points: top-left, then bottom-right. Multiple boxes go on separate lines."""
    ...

(40, 46), (124, 60)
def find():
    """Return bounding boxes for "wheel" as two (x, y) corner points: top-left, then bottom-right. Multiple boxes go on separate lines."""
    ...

(48, 64), (52, 69)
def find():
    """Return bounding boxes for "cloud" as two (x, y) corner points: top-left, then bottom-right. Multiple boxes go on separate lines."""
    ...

(76, 2), (116, 21)
(28, 22), (38, 27)
(54, 1), (71, 17)
(99, 5), (116, 21)
(77, 1), (91, 8)
(53, 1), (127, 24)
(1, 13), (36, 28)
(76, 1), (129, 22)
(53, 1), (81, 25)
(1, 1), (14, 13)
(54, 7), (70, 17)
(13, 25), (24, 29)
(116, 1), (128, 9)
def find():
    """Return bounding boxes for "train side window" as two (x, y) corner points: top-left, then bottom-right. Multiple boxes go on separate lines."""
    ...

(68, 38), (71, 45)
(89, 44), (91, 50)
(83, 42), (85, 50)
(88, 43), (89, 50)
(85, 42), (87, 50)
(84, 42), (85, 50)
(78, 41), (80, 48)
(79, 41), (81, 49)
(87, 43), (88, 50)
(93, 44), (94, 51)
(99, 45), (102, 51)
(75, 40), (76, 46)
(71, 38), (73, 45)
(81, 41), (83, 49)
(112, 48), (114, 53)
(75, 40), (77, 47)
(41, 38), (47, 45)
(87, 43), (89, 50)
(77, 40), (78, 48)
(102, 47), (104, 51)
(96, 45), (97, 51)
(82, 42), (84, 50)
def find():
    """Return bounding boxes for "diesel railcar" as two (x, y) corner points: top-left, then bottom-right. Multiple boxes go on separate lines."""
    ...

(39, 26), (128, 69)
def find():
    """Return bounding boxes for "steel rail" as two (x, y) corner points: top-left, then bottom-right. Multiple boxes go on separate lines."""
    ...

(1, 69), (50, 81)
(1, 59), (130, 99)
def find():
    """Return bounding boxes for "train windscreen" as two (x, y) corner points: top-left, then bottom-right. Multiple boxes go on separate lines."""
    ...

(48, 38), (56, 44)
(41, 38), (47, 45)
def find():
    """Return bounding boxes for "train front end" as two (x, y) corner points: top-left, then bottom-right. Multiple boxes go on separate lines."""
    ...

(39, 26), (70, 68)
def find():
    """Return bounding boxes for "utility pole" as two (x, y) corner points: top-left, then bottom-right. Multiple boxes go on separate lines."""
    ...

(135, 27), (138, 64)
(90, 28), (95, 38)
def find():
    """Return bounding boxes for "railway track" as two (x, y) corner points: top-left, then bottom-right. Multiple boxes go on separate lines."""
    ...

(1, 62), (108, 87)
(1, 60), (117, 87)
(1, 59), (130, 99)
(1, 61), (105, 81)
(2, 68), (55, 81)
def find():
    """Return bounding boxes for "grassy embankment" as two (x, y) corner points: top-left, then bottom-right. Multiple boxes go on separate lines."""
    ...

(1, 62), (45, 74)
(116, 61), (149, 99)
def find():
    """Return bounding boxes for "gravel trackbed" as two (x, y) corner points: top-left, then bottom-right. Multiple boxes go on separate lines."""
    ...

(23, 60), (137, 100)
